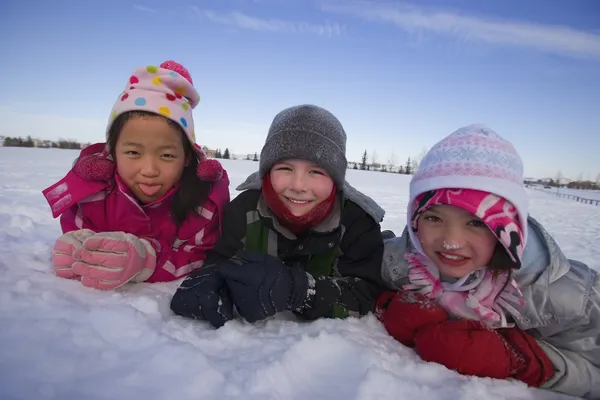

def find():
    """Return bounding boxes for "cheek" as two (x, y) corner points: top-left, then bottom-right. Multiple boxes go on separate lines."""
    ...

(166, 161), (186, 182)
(269, 171), (287, 194)
(477, 232), (498, 259)
(312, 178), (334, 200)
(416, 225), (436, 251)
(115, 155), (135, 178)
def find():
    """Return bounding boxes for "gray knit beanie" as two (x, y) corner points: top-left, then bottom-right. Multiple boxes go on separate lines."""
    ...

(259, 104), (348, 188)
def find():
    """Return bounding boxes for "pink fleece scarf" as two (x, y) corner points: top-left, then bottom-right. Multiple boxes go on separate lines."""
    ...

(402, 252), (525, 328)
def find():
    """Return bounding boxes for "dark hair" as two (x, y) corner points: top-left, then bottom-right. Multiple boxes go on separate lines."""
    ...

(486, 242), (516, 300)
(107, 111), (212, 226)
(487, 242), (517, 274)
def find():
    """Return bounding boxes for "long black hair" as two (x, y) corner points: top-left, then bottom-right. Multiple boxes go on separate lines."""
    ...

(107, 111), (212, 226)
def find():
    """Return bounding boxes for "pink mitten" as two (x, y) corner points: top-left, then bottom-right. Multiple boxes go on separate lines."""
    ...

(52, 229), (96, 279)
(72, 232), (156, 290)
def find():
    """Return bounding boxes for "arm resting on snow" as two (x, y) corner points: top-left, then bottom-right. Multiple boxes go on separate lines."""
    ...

(299, 210), (385, 320)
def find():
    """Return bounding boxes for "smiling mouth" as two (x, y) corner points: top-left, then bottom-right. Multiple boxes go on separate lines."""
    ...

(435, 251), (472, 267)
(439, 253), (466, 261)
(284, 196), (313, 205)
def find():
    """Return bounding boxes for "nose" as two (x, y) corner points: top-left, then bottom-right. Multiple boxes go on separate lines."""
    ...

(441, 223), (466, 248)
(140, 155), (160, 177)
(289, 170), (307, 192)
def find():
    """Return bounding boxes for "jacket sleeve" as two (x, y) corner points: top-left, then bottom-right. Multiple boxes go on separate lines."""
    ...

(300, 203), (386, 320)
(59, 205), (85, 233)
(202, 192), (250, 266)
(536, 262), (600, 399)
(143, 202), (220, 282)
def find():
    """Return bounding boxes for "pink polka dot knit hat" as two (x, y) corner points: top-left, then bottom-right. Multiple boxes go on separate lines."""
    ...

(408, 124), (529, 255)
(99, 60), (223, 181)
(107, 60), (200, 146)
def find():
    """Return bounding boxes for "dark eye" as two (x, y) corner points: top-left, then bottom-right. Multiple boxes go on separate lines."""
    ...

(162, 153), (176, 159)
(275, 166), (292, 171)
(423, 215), (441, 223)
(124, 150), (139, 156)
(469, 220), (487, 228)
(310, 169), (325, 175)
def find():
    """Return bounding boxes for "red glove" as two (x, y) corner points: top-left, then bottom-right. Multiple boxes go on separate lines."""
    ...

(376, 290), (448, 347)
(498, 328), (555, 387)
(415, 320), (522, 380)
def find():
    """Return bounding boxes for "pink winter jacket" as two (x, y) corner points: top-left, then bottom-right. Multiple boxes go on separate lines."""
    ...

(43, 143), (231, 283)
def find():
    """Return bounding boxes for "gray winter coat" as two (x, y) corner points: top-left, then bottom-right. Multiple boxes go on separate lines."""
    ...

(381, 216), (600, 399)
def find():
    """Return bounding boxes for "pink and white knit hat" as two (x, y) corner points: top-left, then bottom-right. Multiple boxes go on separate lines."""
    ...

(408, 124), (529, 261)
(106, 60), (200, 145)
(73, 61), (223, 182)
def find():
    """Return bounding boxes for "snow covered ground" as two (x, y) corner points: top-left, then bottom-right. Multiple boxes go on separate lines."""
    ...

(529, 184), (600, 202)
(1, 147), (598, 400)
(542, 187), (600, 202)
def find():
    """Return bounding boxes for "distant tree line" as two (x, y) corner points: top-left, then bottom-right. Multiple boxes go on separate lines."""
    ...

(213, 148), (230, 159)
(3, 135), (85, 149)
(349, 149), (416, 174)
(567, 180), (600, 190)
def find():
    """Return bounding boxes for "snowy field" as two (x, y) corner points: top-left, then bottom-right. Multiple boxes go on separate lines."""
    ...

(1, 147), (598, 400)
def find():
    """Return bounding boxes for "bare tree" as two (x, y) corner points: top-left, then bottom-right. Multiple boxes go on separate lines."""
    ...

(596, 173), (600, 188)
(412, 158), (419, 173)
(387, 151), (397, 170)
(413, 146), (428, 171)
(555, 170), (563, 188)
(371, 149), (378, 166)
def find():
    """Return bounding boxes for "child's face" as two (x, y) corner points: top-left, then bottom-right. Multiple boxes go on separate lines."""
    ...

(115, 116), (187, 204)
(417, 204), (498, 278)
(269, 159), (334, 217)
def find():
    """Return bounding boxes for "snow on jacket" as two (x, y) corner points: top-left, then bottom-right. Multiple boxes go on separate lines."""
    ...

(43, 143), (231, 283)
(381, 216), (600, 399)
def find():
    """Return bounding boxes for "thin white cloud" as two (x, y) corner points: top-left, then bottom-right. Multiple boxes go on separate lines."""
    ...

(192, 7), (345, 38)
(133, 5), (157, 13)
(321, 1), (600, 59)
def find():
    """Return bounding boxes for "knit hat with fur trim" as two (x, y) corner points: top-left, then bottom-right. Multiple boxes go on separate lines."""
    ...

(408, 124), (528, 263)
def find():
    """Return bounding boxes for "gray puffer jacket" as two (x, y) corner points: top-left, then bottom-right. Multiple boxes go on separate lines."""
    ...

(381, 216), (600, 399)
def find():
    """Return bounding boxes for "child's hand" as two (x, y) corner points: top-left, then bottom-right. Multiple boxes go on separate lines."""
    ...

(218, 250), (310, 323)
(72, 232), (156, 290)
(51, 229), (96, 279)
(414, 320), (522, 380)
(498, 327), (555, 387)
(170, 264), (234, 328)
(375, 290), (448, 347)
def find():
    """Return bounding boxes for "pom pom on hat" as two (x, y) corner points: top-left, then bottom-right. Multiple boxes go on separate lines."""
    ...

(107, 60), (200, 146)
(194, 144), (223, 181)
(197, 158), (224, 182)
(72, 154), (115, 181)
(160, 60), (193, 84)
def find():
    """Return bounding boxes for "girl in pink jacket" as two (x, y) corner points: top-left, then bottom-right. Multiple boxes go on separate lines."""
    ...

(43, 61), (230, 290)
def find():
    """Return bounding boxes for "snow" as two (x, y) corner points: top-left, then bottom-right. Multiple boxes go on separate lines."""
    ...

(1, 147), (597, 400)
(541, 187), (600, 202)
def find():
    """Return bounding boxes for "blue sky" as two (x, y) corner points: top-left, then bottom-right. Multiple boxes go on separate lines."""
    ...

(1, 0), (599, 180)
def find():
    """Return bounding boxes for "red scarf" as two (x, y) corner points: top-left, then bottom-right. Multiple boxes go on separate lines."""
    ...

(261, 174), (337, 235)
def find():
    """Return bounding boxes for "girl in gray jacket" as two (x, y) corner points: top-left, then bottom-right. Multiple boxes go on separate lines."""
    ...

(378, 124), (599, 399)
